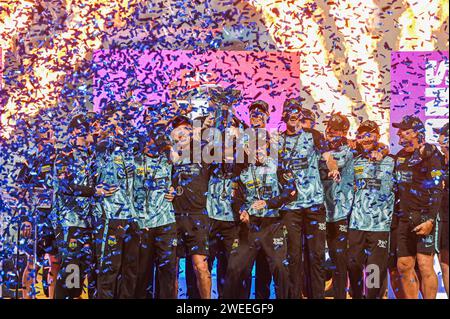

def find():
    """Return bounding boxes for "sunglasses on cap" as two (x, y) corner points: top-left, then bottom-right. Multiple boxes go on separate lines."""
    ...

(250, 110), (267, 118)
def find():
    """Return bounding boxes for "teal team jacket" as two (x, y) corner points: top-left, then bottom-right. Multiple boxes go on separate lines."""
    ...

(133, 153), (175, 229)
(320, 144), (355, 223)
(349, 154), (395, 232)
(278, 130), (326, 210)
(94, 137), (138, 221)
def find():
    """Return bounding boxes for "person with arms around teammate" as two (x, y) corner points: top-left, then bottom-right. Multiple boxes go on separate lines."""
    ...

(320, 113), (354, 299)
(278, 99), (340, 299)
(347, 120), (395, 299)
(52, 114), (113, 298)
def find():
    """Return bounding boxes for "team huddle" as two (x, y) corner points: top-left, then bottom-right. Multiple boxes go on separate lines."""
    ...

(10, 96), (449, 299)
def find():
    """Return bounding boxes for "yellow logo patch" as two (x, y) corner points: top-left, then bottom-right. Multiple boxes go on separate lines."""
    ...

(431, 170), (442, 178)
(245, 179), (260, 189)
(107, 236), (117, 246)
(113, 156), (124, 165)
(68, 239), (78, 250)
(354, 165), (364, 175)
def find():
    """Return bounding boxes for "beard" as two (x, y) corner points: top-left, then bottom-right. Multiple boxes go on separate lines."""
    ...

(360, 139), (375, 150)
(286, 120), (299, 132)
(399, 138), (412, 148)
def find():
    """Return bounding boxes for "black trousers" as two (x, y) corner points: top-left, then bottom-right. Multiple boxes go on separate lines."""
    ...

(301, 205), (327, 299)
(135, 223), (178, 299)
(223, 216), (289, 299)
(185, 219), (240, 299)
(95, 219), (140, 299)
(54, 226), (93, 299)
(209, 219), (240, 299)
(326, 219), (349, 299)
(347, 229), (390, 299)
(87, 239), (98, 299)
(255, 251), (271, 299)
(279, 209), (304, 299)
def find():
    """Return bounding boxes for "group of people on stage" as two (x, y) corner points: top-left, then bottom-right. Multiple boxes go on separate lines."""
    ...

(9, 95), (448, 299)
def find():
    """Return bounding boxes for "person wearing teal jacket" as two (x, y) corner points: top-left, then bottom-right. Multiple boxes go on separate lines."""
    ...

(347, 120), (395, 299)
(206, 162), (245, 299)
(320, 113), (354, 299)
(52, 114), (111, 299)
(133, 135), (177, 299)
(93, 106), (140, 299)
(223, 135), (297, 299)
(204, 110), (248, 299)
(17, 112), (60, 299)
(277, 99), (340, 299)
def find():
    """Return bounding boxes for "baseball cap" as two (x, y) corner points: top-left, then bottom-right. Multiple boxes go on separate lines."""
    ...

(249, 100), (269, 115)
(282, 98), (302, 120)
(170, 115), (193, 129)
(326, 113), (350, 131)
(433, 122), (449, 137)
(102, 100), (134, 120)
(86, 111), (100, 123)
(392, 115), (425, 133)
(283, 98), (302, 111)
(357, 120), (380, 135)
(68, 114), (90, 133)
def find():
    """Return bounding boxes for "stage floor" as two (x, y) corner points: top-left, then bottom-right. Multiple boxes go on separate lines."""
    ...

(12, 258), (448, 299)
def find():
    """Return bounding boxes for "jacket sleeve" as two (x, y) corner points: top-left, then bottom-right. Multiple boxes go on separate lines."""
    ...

(423, 147), (444, 221)
(308, 128), (330, 154)
(266, 168), (297, 210)
(55, 154), (96, 198)
(232, 178), (247, 220)
(236, 177), (251, 214)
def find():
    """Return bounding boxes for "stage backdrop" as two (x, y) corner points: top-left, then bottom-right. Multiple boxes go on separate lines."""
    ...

(93, 49), (300, 131)
(390, 51), (449, 153)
